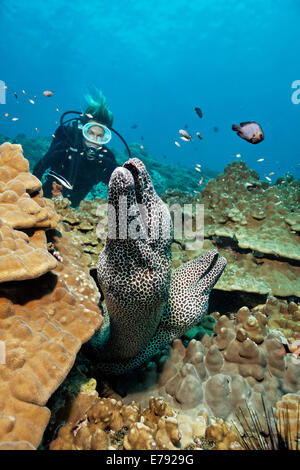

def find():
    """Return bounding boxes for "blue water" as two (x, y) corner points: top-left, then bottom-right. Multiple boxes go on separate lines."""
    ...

(1, 0), (300, 180)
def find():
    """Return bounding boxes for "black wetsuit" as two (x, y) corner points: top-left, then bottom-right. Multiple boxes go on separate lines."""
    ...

(33, 122), (117, 207)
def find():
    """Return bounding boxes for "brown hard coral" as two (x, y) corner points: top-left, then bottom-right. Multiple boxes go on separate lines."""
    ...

(253, 296), (300, 342)
(53, 197), (106, 269)
(171, 161), (300, 297)
(0, 273), (101, 448)
(0, 220), (57, 282)
(205, 419), (242, 450)
(0, 142), (58, 230)
(50, 394), (183, 451)
(0, 144), (103, 449)
(123, 303), (300, 436)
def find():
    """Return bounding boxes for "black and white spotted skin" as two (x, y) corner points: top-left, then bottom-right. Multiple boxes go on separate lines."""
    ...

(97, 158), (173, 360)
(96, 158), (227, 374)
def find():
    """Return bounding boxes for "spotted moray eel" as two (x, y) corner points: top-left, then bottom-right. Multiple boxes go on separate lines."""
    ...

(95, 158), (227, 375)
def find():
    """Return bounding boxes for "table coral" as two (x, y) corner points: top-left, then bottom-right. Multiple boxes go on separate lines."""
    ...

(169, 161), (300, 298)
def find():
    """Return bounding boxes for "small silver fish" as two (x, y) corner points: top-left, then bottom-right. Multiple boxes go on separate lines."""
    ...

(179, 129), (192, 141)
(196, 132), (203, 140)
(232, 122), (264, 144)
(48, 170), (73, 190)
(180, 136), (191, 142)
(175, 141), (181, 147)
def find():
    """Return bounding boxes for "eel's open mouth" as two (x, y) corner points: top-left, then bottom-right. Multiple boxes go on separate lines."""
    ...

(123, 160), (144, 204)
(199, 250), (227, 284)
(200, 250), (219, 278)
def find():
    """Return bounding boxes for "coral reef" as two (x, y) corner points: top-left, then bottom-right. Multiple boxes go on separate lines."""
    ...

(120, 301), (300, 444)
(53, 160), (300, 300)
(53, 196), (106, 269)
(112, 143), (217, 195)
(0, 141), (298, 451)
(253, 296), (300, 343)
(168, 161), (300, 298)
(49, 388), (242, 450)
(0, 133), (216, 198)
(0, 134), (52, 172)
(0, 142), (58, 230)
(0, 143), (102, 449)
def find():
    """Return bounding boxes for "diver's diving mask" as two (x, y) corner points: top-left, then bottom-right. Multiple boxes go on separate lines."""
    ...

(81, 122), (112, 146)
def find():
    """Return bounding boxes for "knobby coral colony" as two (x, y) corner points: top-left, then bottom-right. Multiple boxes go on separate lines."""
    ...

(93, 158), (227, 375)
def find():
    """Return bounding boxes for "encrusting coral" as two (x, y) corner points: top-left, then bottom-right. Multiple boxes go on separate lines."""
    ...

(0, 143), (103, 449)
(169, 161), (300, 297)
(119, 299), (300, 448)
(49, 387), (242, 450)
(53, 196), (106, 269)
(253, 296), (300, 343)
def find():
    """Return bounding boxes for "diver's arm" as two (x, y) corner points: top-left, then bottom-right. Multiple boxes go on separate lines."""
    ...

(33, 126), (70, 180)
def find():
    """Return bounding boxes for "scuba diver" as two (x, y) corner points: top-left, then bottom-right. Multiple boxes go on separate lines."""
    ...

(33, 90), (131, 207)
